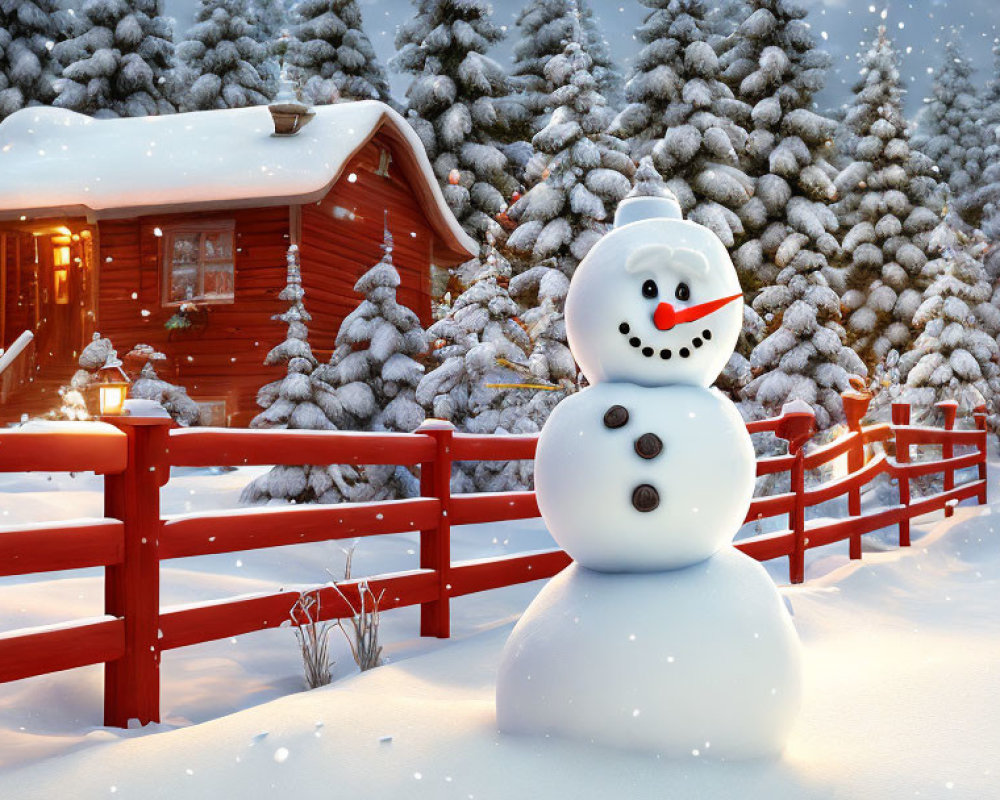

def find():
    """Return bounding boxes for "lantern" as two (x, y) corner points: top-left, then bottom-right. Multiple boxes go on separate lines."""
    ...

(97, 353), (130, 416)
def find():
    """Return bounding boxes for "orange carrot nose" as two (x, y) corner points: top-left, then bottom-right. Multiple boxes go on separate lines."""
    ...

(653, 293), (743, 331)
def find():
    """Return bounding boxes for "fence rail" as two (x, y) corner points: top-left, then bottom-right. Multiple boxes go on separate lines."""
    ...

(0, 391), (988, 728)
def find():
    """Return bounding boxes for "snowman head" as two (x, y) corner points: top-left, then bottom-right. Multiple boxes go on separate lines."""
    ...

(566, 196), (743, 387)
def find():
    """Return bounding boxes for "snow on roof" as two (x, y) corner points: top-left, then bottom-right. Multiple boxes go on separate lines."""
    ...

(0, 101), (477, 258)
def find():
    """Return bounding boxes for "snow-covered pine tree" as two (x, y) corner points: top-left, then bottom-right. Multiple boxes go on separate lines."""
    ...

(968, 38), (1000, 278)
(240, 245), (369, 505)
(416, 234), (541, 491)
(611, 0), (754, 250)
(253, 0), (287, 40)
(705, 0), (749, 45)
(743, 260), (866, 429)
(505, 256), (578, 420)
(392, 0), (523, 242)
(176, 0), (273, 110)
(504, 28), (634, 277)
(51, 0), (175, 117)
(510, 0), (622, 132)
(286, 0), (391, 104)
(716, 0), (840, 294)
(834, 26), (944, 370)
(898, 215), (1000, 417)
(313, 219), (426, 499)
(915, 27), (987, 216)
(0, 0), (60, 119)
(418, 234), (529, 426)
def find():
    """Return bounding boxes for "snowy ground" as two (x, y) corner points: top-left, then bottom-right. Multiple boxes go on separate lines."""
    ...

(0, 461), (998, 798)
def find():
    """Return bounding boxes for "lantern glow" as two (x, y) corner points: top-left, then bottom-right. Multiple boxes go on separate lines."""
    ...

(98, 383), (128, 416)
(95, 350), (131, 416)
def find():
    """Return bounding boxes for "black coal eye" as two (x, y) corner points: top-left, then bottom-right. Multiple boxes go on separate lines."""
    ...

(675, 283), (690, 302)
(641, 279), (658, 299)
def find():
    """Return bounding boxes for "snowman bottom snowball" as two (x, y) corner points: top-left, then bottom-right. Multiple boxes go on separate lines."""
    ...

(496, 551), (802, 760)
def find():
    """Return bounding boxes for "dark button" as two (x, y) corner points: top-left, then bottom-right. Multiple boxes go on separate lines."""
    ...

(603, 405), (629, 429)
(634, 433), (663, 459)
(629, 337), (641, 347)
(641, 346), (654, 357)
(619, 322), (630, 334)
(680, 347), (690, 358)
(632, 484), (659, 512)
(703, 329), (712, 340)
(660, 349), (671, 359)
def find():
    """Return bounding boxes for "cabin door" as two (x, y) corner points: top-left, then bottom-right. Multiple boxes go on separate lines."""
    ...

(31, 227), (95, 369)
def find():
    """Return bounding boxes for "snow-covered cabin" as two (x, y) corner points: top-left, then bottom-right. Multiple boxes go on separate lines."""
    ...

(0, 101), (476, 425)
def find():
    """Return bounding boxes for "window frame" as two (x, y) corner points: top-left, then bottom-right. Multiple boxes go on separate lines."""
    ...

(160, 220), (236, 307)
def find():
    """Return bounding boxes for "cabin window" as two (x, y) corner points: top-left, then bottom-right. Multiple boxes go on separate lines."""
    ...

(161, 222), (235, 305)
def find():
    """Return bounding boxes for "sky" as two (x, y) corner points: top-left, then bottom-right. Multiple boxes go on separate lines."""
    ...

(163, 0), (1000, 118)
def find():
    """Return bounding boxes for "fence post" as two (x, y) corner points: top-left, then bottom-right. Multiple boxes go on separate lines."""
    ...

(891, 402), (911, 547)
(935, 400), (958, 517)
(973, 404), (988, 505)
(417, 419), (454, 639)
(841, 391), (871, 559)
(101, 415), (171, 728)
(777, 409), (815, 585)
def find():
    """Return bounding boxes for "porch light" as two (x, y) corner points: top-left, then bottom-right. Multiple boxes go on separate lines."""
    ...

(97, 353), (130, 416)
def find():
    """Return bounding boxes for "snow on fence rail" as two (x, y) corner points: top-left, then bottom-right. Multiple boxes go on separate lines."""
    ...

(0, 392), (987, 728)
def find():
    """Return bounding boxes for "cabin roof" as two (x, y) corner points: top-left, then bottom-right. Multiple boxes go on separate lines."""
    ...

(0, 100), (477, 261)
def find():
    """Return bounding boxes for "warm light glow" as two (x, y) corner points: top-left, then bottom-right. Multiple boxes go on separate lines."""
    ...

(53, 245), (70, 267)
(53, 268), (69, 304)
(99, 383), (128, 416)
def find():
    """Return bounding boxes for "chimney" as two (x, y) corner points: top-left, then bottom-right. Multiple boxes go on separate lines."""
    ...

(269, 69), (314, 136)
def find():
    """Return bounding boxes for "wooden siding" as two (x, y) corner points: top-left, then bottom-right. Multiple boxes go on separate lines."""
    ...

(96, 207), (290, 425)
(299, 134), (436, 346)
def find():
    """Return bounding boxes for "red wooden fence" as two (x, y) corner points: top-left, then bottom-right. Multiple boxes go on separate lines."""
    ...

(0, 391), (988, 728)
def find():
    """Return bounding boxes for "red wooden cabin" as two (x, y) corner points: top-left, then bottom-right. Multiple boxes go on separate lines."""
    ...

(0, 101), (476, 425)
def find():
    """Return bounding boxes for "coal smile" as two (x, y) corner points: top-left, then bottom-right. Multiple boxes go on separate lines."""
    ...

(618, 322), (712, 359)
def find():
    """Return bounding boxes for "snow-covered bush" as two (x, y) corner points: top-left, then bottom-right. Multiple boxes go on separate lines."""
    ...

(835, 26), (944, 368)
(129, 360), (200, 426)
(286, 0), (391, 105)
(176, 0), (273, 111)
(612, 0), (754, 250)
(52, 334), (198, 425)
(51, 0), (175, 117)
(392, 0), (523, 242)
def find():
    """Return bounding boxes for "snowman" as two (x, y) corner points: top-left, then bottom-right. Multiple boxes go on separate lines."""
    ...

(495, 192), (802, 759)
